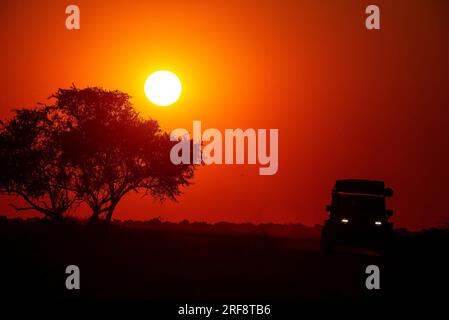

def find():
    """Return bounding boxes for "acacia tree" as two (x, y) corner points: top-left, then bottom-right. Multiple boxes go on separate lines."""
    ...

(0, 86), (195, 222)
(0, 108), (77, 220)
(54, 86), (195, 222)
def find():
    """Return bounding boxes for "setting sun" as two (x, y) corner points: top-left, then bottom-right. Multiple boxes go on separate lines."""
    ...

(144, 71), (182, 106)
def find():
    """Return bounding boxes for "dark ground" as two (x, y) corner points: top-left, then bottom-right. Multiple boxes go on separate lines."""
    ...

(0, 218), (448, 306)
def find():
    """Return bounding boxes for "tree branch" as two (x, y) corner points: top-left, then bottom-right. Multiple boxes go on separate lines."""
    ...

(17, 191), (52, 217)
(9, 203), (35, 211)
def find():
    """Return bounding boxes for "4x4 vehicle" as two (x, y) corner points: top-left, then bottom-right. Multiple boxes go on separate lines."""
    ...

(321, 179), (394, 253)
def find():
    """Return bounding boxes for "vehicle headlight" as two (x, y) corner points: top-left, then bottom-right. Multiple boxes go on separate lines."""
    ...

(341, 218), (349, 224)
(374, 221), (382, 226)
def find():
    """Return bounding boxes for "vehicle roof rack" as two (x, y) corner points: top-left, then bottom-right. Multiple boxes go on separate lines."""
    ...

(334, 179), (393, 197)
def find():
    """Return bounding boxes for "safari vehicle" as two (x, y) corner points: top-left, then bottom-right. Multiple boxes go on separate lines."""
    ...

(321, 179), (394, 253)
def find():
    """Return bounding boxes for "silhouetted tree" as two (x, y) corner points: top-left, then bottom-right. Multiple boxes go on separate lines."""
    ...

(0, 108), (77, 220)
(53, 86), (195, 222)
(0, 86), (195, 222)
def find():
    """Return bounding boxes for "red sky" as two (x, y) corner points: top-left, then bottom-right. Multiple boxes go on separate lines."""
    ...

(1, 0), (448, 230)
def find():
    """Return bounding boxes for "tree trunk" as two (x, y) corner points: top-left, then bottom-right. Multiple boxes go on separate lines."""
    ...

(105, 202), (118, 223)
(88, 210), (101, 224)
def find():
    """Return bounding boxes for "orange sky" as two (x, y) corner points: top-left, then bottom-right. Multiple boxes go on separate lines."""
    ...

(1, 0), (448, 230)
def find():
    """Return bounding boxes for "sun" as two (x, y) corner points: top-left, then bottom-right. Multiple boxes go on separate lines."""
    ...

(144, 70), (182, 106)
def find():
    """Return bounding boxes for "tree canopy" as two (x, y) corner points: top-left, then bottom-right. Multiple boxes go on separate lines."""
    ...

(0, 86), (195, 222)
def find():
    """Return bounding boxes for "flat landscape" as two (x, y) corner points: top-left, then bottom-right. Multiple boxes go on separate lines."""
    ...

(0, 218), (447, 303)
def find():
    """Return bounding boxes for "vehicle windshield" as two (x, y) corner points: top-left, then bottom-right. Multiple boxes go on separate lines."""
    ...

(333, 193), (386, 218)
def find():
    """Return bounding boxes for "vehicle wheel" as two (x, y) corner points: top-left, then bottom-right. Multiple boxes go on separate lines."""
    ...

(320, 226), (334, 254)
(378, 229), (395, 256)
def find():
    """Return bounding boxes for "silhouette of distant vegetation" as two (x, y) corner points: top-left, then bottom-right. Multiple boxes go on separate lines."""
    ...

(0, 86), (195, 222)
(0, 216), (448, 302)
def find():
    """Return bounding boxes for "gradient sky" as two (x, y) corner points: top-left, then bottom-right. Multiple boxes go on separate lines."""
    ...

(1, 0), (448, 230)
